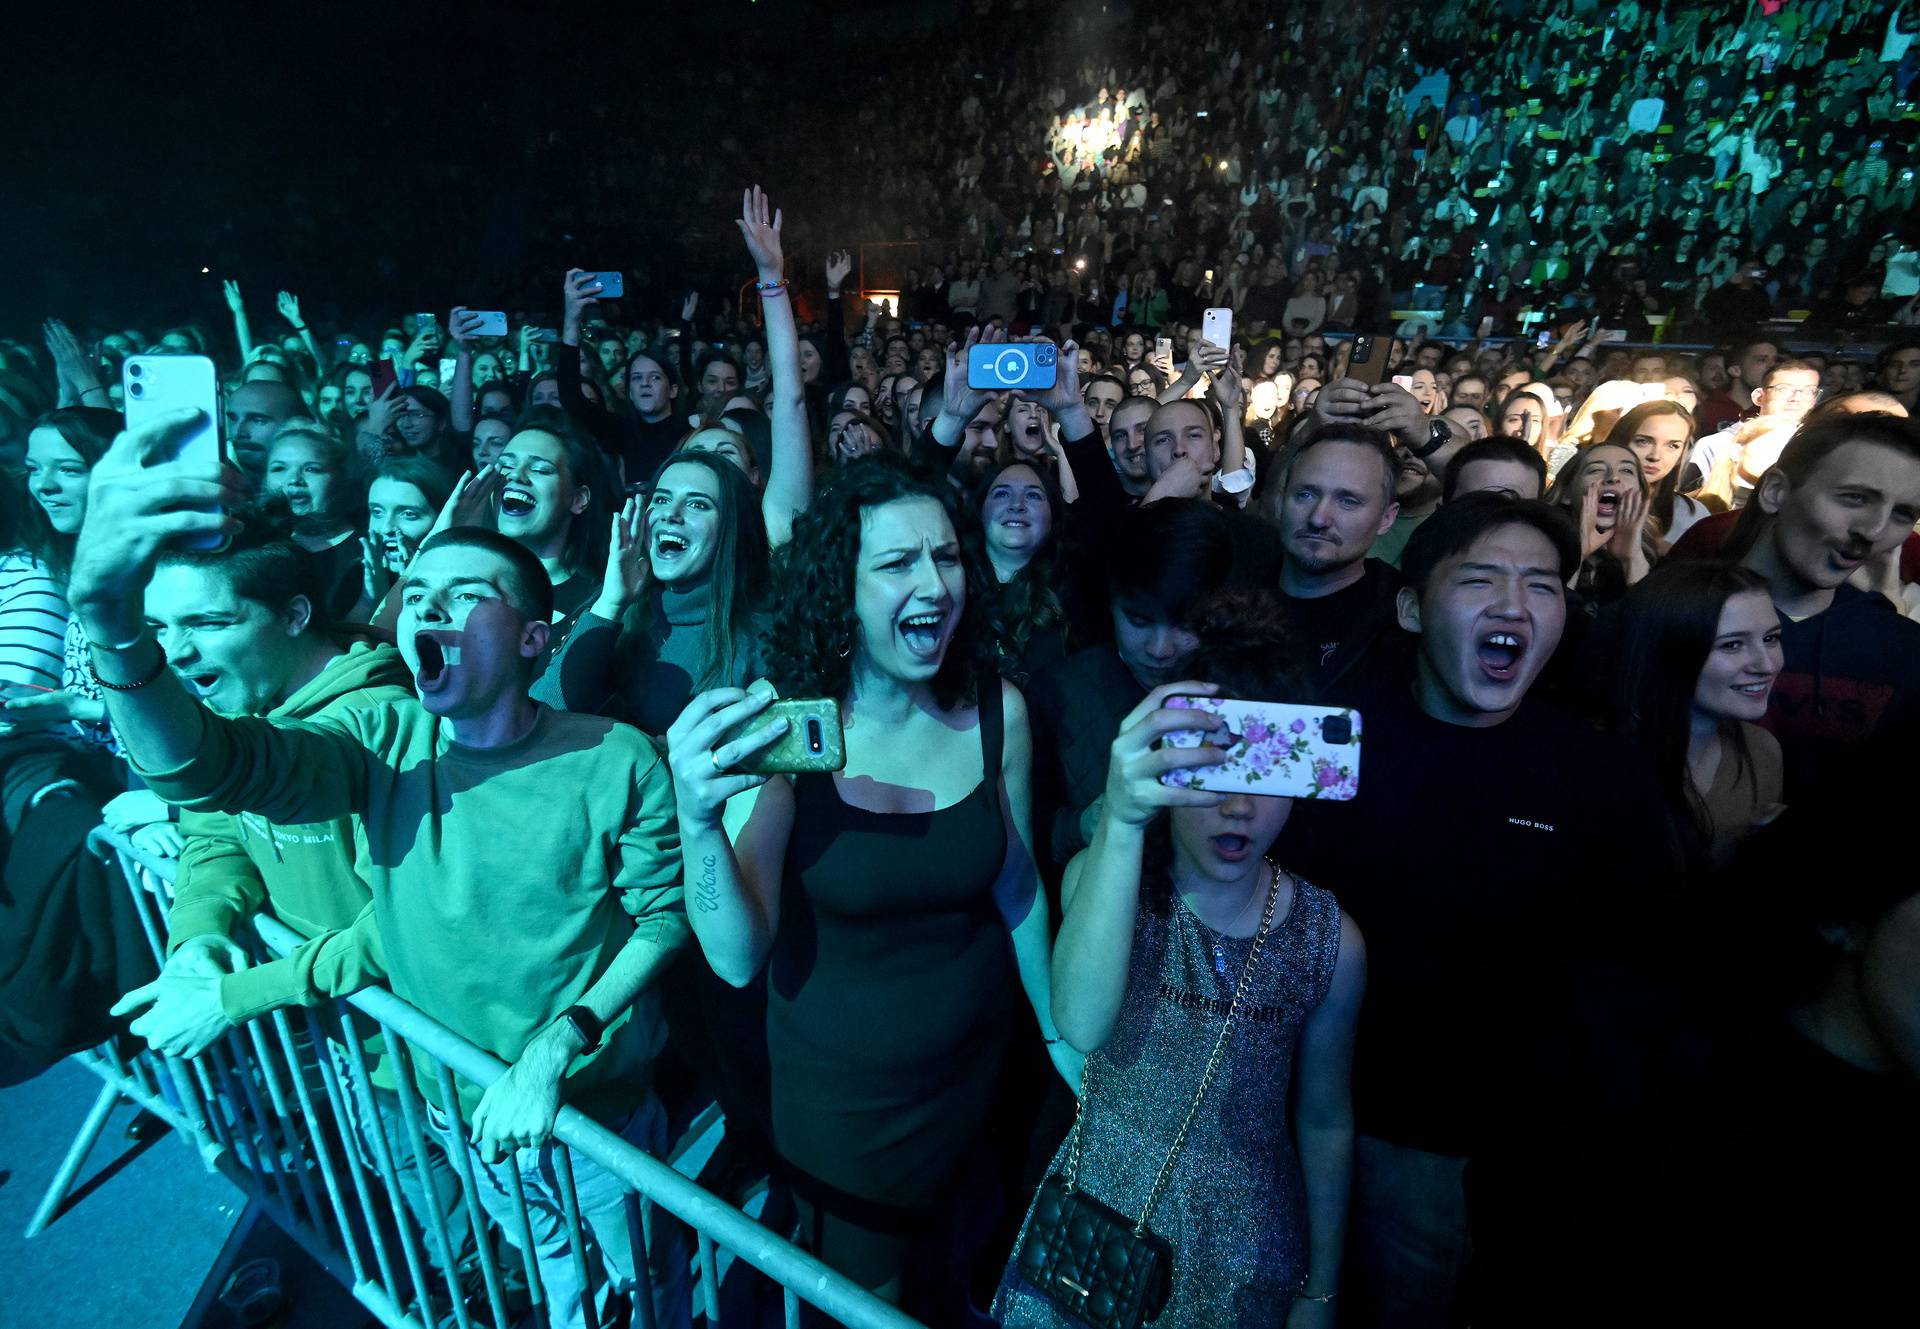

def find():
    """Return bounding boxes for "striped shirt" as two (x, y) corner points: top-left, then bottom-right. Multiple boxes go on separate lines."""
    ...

(0, 552), (69, 692)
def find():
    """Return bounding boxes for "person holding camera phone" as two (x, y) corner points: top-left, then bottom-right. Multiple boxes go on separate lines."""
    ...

(998, 597), (1364, 1329)
(68, 410), (694, 1329)
(667, 452), (1075, 1315)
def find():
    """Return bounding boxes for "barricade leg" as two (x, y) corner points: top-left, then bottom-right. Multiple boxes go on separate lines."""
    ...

(25, 1080), (121, 1237)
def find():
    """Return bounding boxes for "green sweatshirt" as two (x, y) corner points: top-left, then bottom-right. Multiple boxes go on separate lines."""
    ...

(136, 699), (687, 1121)
(164, 640), (415, 1023)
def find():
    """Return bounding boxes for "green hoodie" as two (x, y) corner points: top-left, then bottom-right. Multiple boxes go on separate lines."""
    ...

(164, 639), (414, 1021)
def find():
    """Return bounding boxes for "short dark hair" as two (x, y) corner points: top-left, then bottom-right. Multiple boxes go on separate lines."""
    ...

(1284, 424), (1397, 503)
(156, 525), (333, 632)
(695, 349), (744, 384)
(413, 526), (555, 623)
(1400, 491), (1580, 594)
(1082, 372), (1129, 400)
(1443, 435), (1550, 500)
(1108, 498), (1234, 620)
(1877, 337), (1920, 374)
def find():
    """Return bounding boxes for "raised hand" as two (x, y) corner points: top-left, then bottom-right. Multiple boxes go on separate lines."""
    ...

(275, 291), (304, 328)
(563, 269), (602, 341)
(1577, 485), (1607, 562)
(666, 683), (787, 829)
(448, 306), (486, 347)
(65, 411), (247, 645)
(432, 465), (510, 539)
(594, 497), (650, 619)
(1020, 338), (1085, 417)
(222, 279), (245, 313)
(42, 318), (104, 398)
(1101, 682), (1228, 827)
(736, 185), (786, 282)
(360, 535), (394, 605)
(825, 249), (853, 294)
(941, 324), (1006, 424)
(1606, 486), (1649, 561)
(363, 381), (404, 440)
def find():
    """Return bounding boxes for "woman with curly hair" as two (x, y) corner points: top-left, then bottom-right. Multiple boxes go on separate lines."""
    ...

(666, 451), (1078, 1315)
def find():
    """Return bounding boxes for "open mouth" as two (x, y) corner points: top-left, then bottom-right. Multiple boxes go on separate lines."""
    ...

(1211, 833), (1252, 862)
(898, 610), (947, 656)
(183, 671), (220, 697)
(1477, 630), (1527, 683)
(652, 529), (692, 562)
(1733, 680), (1773, 697)
(498, 486), (536, 519)
(414, 633), (452, 692)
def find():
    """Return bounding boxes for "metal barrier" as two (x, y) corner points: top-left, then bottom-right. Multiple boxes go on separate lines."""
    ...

(33, 827), (927, 1329)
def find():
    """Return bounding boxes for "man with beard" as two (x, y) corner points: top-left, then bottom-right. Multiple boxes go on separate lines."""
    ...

(1267, 426), (1409, 702)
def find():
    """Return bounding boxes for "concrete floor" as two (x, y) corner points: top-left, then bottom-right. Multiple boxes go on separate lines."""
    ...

(0, 1054), (241, 1327)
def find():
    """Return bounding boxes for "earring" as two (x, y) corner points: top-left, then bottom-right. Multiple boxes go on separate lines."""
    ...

(835, 631), (853, 660)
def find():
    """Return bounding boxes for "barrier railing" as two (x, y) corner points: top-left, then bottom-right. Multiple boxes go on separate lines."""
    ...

(35, 827), (927, 1329)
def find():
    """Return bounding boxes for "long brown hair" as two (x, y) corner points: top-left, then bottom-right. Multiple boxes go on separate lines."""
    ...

(1601, 400), (1696, 534)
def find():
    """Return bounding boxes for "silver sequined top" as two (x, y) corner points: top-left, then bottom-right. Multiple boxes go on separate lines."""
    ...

(997, 874), (1343, 1327)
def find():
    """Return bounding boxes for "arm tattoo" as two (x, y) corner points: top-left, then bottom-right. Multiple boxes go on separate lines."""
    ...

(695, 853), (720, 913)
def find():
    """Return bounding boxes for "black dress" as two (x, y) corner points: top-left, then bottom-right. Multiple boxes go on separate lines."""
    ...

(767, 685), (1013, 1221)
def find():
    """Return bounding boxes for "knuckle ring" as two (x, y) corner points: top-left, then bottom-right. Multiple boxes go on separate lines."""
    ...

(710, 749), (725, 772)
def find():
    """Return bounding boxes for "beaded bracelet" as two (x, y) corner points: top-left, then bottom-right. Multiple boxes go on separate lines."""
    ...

(756, 277), (791, 295)
(89, 637), (168, 692)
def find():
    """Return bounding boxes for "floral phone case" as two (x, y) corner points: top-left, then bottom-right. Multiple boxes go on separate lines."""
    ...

(1159, 696), (1362, 800)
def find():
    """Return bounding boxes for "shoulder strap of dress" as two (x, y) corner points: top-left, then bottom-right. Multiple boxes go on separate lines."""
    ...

(980, 673), (1005, 786)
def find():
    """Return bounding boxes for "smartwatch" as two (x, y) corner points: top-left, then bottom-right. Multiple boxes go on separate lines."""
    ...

(560, 1005), (605, 1054)
(1409, 415), (1454, 460)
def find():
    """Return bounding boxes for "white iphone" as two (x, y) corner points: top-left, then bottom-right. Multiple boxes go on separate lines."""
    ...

(1201, 306), (1233, 352)
(121, 354), (228, 551)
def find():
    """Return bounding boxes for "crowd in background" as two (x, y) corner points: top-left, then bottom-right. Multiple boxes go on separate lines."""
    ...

(2, 3), (1919, 1329)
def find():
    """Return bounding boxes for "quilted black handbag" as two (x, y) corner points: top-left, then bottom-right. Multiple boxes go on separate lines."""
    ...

(1012, 864), (1282, 1329)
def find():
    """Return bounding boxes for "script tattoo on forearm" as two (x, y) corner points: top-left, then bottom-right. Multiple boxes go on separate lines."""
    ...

(695, 853), (720, 913)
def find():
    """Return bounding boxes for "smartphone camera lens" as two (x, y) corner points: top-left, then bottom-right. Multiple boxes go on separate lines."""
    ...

(806, 719), (823, 755)
(128, 363), (144, 378)
(1323, 715), (1353, 745)
(128, 381), (144, 397)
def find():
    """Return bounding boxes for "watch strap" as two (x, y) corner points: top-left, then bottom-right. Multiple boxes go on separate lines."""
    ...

(561, 1005), (604, 1053)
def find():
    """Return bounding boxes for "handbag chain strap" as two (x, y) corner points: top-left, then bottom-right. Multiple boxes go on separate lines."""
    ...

(1062, 860), (1284, 1237)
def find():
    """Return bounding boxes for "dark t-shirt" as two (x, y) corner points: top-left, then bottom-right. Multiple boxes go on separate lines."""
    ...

(1274, 560), (1409, 704)
(1278, 682), (1669, 1156)
(1764, 583), (1920, 803)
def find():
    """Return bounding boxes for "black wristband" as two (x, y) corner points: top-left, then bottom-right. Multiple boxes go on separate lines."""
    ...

(560, 1005), (605, 1053)
(89, 637), (168, 692)
(1408, 416), (1453, 460)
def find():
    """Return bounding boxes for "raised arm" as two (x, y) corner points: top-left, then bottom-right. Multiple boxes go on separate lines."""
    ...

(42, 318), (111, 410)
(737, 186), (814, 546)
(664, 685), (798, 987)
(222, 279), (254, 361)
(275, 291), (326, 371)
(1052, 683), (1227, 1052)
(447, 306), (483, 434)
(67, 412), (375, 821)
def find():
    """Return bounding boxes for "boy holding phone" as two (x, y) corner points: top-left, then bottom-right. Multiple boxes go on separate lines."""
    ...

(70, 412), (692, 1329)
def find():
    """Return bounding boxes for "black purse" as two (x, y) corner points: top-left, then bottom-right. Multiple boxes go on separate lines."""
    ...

(1013, 865), (1281, 1329)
